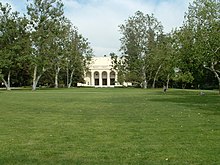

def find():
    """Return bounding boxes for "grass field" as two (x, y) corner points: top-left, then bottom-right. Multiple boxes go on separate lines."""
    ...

(0, 88), (219, 164)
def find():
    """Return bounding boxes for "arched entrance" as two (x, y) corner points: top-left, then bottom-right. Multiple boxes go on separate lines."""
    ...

(94, 71), (99, 85)
(110, 71), (115, 85)
(102, 71), (107, 85)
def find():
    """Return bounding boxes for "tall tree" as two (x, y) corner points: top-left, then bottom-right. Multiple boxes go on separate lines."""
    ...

(180, 0), (220, 93)
(110, 53), (126, 85)
(150, 34), (174, 88)
(119, 11), (163, 88)
(27, 0), (65, 90)
(157, 33), (177, 89)
(0, 3), (30, 90)
(65, 26), (93, 88)
(50, 18), (70, 88)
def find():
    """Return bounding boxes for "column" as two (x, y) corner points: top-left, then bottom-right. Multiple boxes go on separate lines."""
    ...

(91, 71), (94, 86)
(99, 71), (102, 87)
(107, 71), (110, 87)
(115, 72), (118, 85)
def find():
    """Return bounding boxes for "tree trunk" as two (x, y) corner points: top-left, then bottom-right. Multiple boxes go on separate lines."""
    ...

(142, 65), (147, 89)
(32, 66), (38, 91)
(66, 67), (69, 87)
(1, 71), (11, 90)
(166, 74), (170, 89)
(182, 83), (186, 89)
(67, 69), (74, 88)
(32, 66), (45, 91)
(152, 65), (162, 88)
(55, 67), (61, 88)
(142, 80), (147, 89)
(7, 71), (11, 90)
(145, 71), (152, 89)
(218, 80), (220, 95)
(204, 62), (220, 95)
(212, 70), (220, 95)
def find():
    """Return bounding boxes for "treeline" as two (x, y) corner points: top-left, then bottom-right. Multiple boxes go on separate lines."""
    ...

(112, 0), (219, 93)
(1, 0), (219, 93)
(0, 0), (93, 90)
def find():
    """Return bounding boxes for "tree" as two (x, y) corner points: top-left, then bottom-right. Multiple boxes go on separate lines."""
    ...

(173, 71), (194, 89)
(110, 53), (123, 85)
(65, 26), (93, 88)
(157, 33), (177, 89)
(0, 3), (30, 90)
(27, 0), (65, 90)
(181, 0), (220, 93)
(0, 0), (92, 90)
(149, 33), (176, 88)
(119, 11), (163, 88)
(50, 18), (70, 88)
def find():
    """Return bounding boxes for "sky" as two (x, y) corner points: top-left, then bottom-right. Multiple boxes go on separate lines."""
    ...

(2, 0), (193, 56)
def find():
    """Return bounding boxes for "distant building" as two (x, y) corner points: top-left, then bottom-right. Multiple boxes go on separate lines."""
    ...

(78, 56), (118, 87)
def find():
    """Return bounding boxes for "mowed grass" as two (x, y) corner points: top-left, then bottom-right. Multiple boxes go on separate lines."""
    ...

(0, 88), (219, 165)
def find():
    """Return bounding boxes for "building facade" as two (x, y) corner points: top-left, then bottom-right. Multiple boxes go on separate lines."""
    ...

(79, 56), (118, 87)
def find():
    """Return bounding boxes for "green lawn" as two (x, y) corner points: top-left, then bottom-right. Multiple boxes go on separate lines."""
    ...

(0, 88), (219, 165)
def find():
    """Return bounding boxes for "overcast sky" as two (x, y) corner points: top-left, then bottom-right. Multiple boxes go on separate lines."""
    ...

(2, 0), (193, 56)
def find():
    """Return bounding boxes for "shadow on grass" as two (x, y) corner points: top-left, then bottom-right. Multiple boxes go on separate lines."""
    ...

(150, 93), (220, 115)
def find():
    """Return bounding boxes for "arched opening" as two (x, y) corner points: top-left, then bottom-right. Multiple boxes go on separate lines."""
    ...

(102, 71), (107, 85)
(110, 71), (115, 85)
(94, 71), (99, 85)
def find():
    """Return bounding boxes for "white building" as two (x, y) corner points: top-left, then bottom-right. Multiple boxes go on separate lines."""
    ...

(78, 56), (118, 87)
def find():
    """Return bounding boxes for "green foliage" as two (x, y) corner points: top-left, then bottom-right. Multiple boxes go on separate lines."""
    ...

(110, 53), (126, 84)
(0, 0), (92, 90)
(172, 71), (194, 89)
(0, 2), (31, 89)
(64, 25), (93, 87)
(115, 0), (219, 90)
(118, 11), (176, 89)
(0, 0), (219, 91)
(175, 0), (220, 93)
(119, 11), (164, 88)
(27, 0), (65, 67)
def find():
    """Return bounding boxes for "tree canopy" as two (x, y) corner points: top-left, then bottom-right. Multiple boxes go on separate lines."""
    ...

(0, 0), (93, 90)
(175, 0), (220, 93)
(0, 0), (219, 92)
(114, 0), (219, 92)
